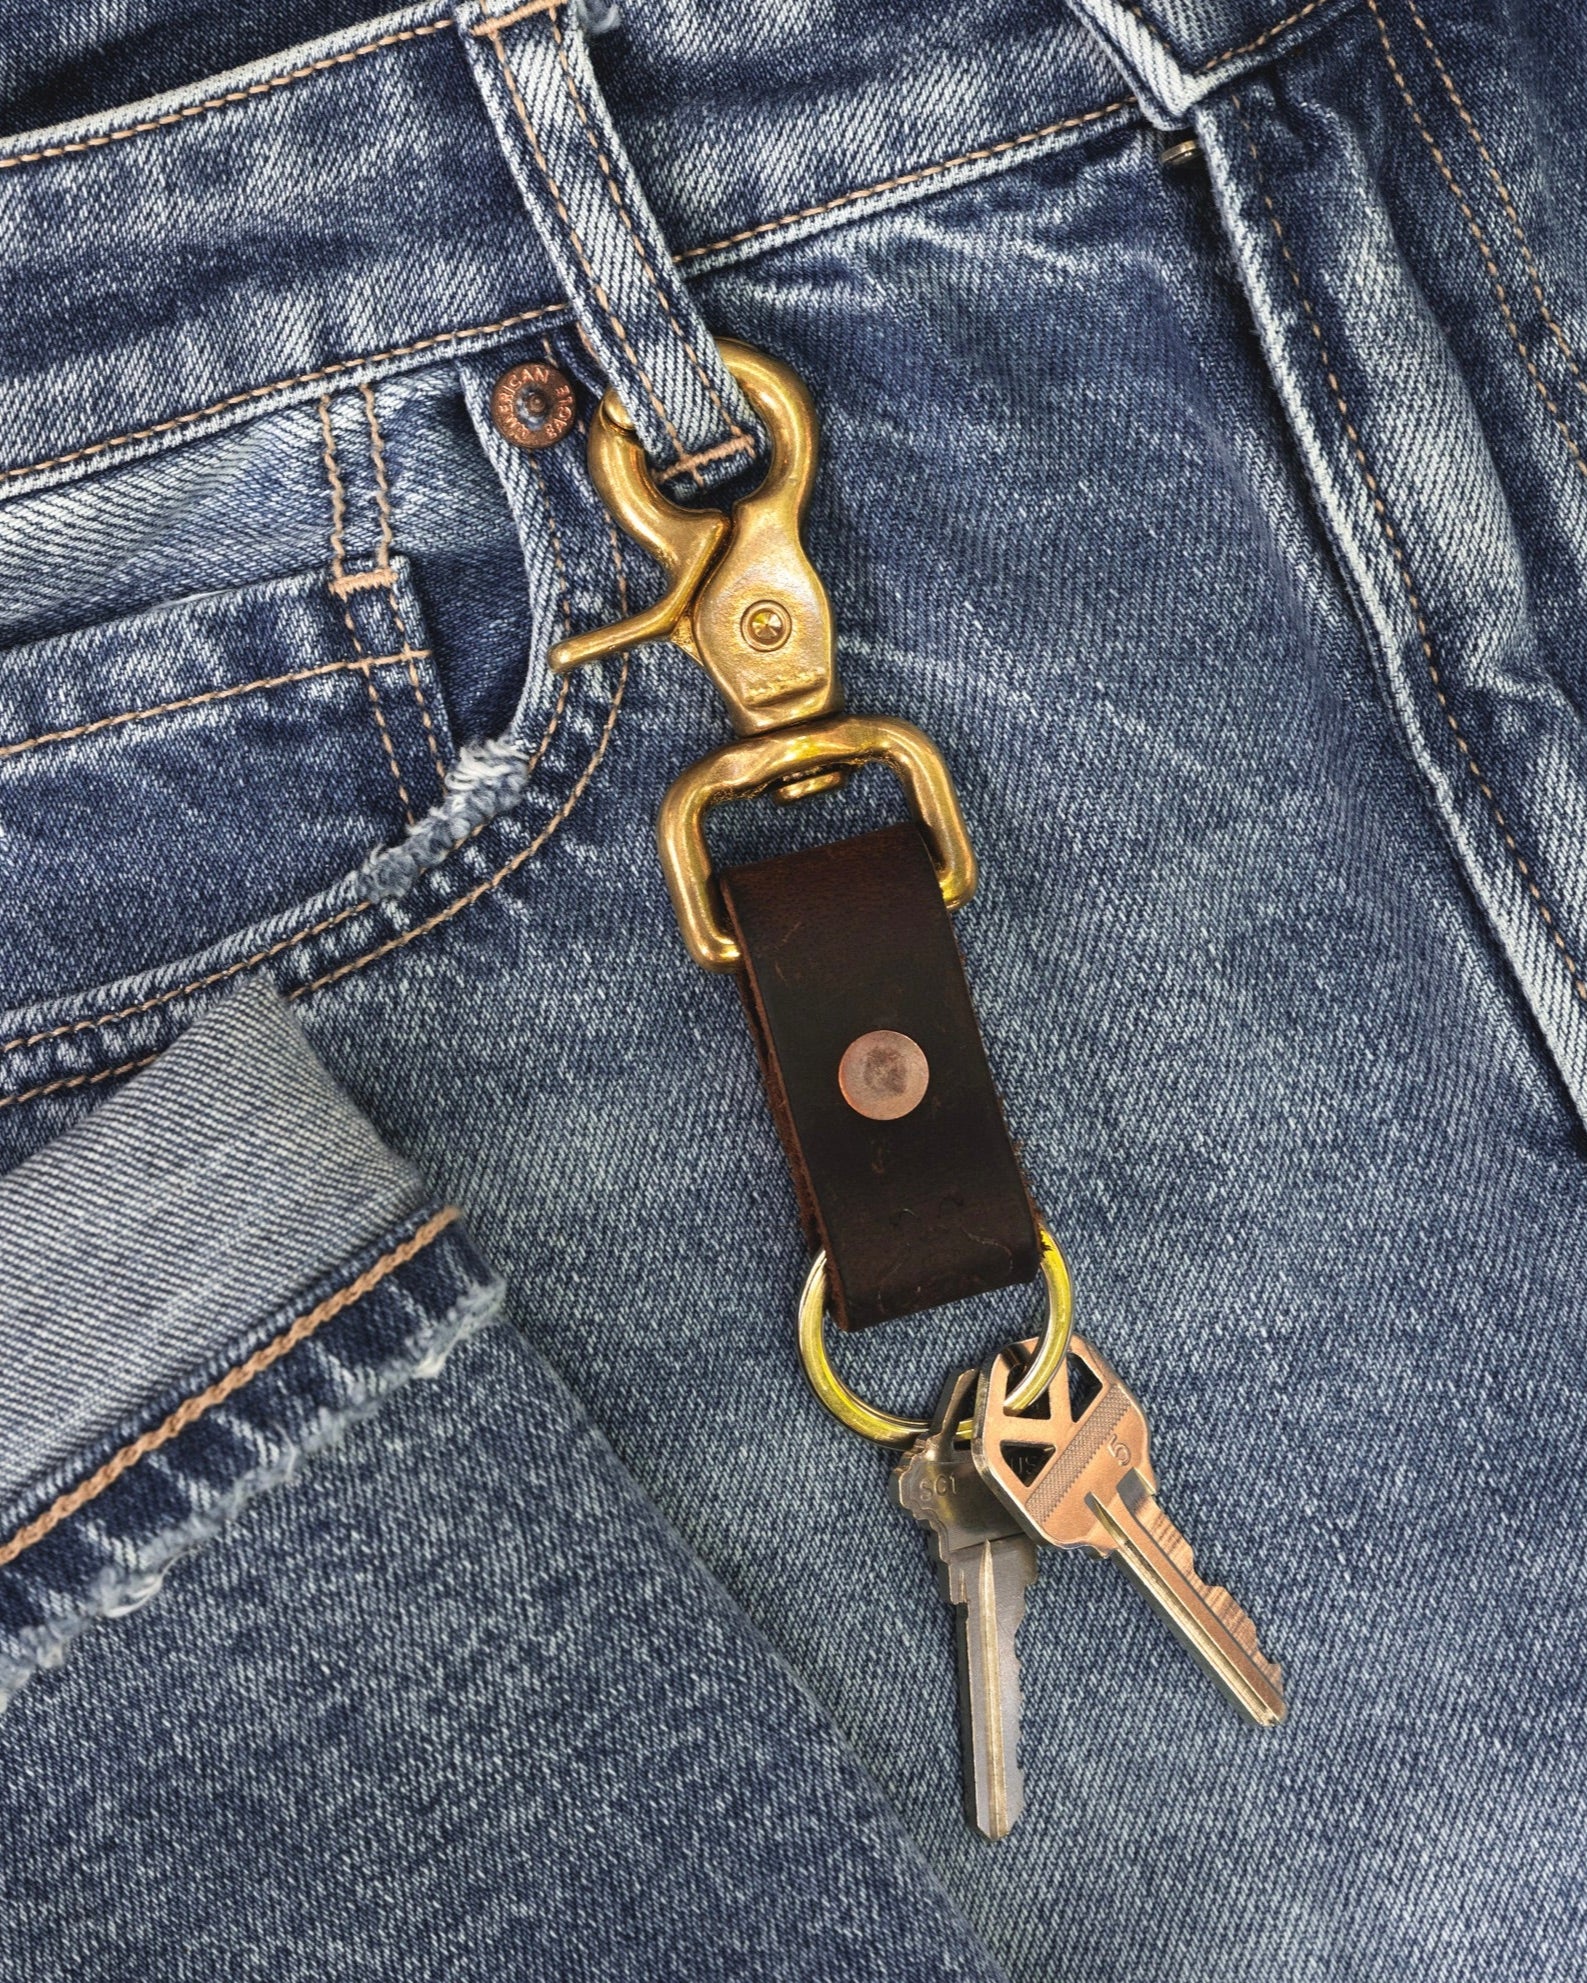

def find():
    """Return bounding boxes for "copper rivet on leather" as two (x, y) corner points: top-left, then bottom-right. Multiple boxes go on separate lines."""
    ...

(838, 1030), (929, 1121)
(491, 361), (576, 451)
(720, 821), (1040, 1331)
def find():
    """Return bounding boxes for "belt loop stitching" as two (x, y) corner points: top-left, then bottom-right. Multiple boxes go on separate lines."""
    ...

(472, 12), (700, 483)
(541, 3), (750, 453)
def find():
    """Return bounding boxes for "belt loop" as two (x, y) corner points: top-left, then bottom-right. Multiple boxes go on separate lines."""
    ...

(456, 0), (765, 497)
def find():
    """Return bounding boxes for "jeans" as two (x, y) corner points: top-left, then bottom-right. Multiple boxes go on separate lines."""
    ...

(0, 0), (1584, 1977)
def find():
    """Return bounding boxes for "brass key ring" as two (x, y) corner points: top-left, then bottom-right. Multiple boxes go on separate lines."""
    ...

(797, 1222), (1073, 1446)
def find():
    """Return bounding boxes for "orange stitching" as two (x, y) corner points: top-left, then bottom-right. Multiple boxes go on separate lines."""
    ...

(0, 900), (371, 1055)
(657, 433), (758, 481)
(544, 5), (747, 446)
(1196, 0), (1335, 71)
(0, 91), (1143, 1087)
(328, 567), (395, 597)
(0, 1206), (460, 1569)
(0, 101), (1136, 492)
(1366, 0), (1587, 485)
(295, 463), (632, 1002)
(0, 300), (566, 487)
(469, 0), (560, 31)
(360, 383), (396, 570)
(0, 366), (615, 1069)
(1125, 0), (1337, 76)
(0, 401), (627, 1073)
(675, 98), (1135, 262)
(0, 21), (449, 174)
(0, 1051), (160, 1114)
(476, 21), (699, 486)
(0, 651), (428, 761)
(360, 382), (447, 782)
(1233, 98), (1587, 1005)
(354, 649), (414, 822)
(319, 396), (414, 823)
(1400, 0), (1587, 404)
(0, 653), (628, 1090)
(295, 653), (629, 999)
(316, 394), (350, 583)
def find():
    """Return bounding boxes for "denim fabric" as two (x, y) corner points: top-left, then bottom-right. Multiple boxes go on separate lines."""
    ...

(0, 984), (433, 1527)
(1, 0), (1586, 1977)
(0, 995), (998, 1981)
(453, 0), (765, 491)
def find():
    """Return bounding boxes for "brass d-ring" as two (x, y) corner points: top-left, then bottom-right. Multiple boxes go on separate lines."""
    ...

(796, 1223), (1073, 1446)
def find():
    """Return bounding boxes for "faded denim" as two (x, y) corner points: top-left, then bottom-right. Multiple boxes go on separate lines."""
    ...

(1, 0), (1586, 1978)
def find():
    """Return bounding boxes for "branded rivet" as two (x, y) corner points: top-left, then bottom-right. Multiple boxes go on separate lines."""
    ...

(491, 361), (577, 451)
(1159, 133), (1200, 170)
(838, 1030), (930, 1121)
(741, 600), (791, 651)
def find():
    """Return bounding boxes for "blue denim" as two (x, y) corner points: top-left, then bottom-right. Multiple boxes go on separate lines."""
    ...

(2, 0), (1587, 1977)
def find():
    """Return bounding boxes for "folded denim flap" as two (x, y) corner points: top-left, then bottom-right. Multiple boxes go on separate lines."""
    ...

(0, 980), (431, 1528)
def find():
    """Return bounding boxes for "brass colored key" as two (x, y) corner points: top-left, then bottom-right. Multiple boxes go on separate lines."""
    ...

(974, 1333), (1286, 1727)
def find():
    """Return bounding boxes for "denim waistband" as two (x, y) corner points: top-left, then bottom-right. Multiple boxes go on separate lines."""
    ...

(0, 0), (1161, 499)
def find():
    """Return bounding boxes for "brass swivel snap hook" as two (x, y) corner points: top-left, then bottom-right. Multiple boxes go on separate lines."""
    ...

(548, 340), (841, 743)
(553, 340), (977, 971)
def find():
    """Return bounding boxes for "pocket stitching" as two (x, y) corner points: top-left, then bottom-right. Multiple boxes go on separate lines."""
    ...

(0, 435), (634, 1084)
(317, 394), (417, 823)
(359, 382), (449, 784)
(0, 649), (428, 760)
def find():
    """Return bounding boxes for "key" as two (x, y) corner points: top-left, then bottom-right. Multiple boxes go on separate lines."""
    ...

(973, 1332), (1287, 1727)
(894, 1368), (1039, 1839)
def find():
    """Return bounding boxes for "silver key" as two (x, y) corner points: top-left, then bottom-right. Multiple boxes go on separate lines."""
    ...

(894, 1368), (1039, 1839)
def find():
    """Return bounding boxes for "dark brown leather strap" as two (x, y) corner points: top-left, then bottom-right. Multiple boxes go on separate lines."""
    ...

(719, 821), (1039, 1331)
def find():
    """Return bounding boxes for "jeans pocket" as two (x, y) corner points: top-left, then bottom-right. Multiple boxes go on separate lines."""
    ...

(0, 558), (453, 1010)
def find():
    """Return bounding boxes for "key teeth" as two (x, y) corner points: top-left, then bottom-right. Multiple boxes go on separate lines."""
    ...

(1135, 1493), (1284, 1684)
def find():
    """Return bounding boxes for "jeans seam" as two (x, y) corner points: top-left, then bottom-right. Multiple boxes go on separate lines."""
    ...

(359, 382), (448, 782)
(1124, 0), (1342, 77)
(0, 300), (567, 487)
(0, 438), (632, 1077)
(1401, 0), (1587, 402)
(0, 654), (626, 1104)
(1232, 94), (1587, 1008)
(0, 1205), (459, 1568)
(674, 98), (1134, 262)
(0, 104), (1137, 490)
(317, 396), (417, 823)
(293, 648), (628, 999)
(0, 908), (372, 1058)
(0, 652), (428, 761)
(542, 2), (750, 452)
(0, 18), (452, 172)
(1366, 0), (1587, 487)
(295, 493), (630, 1000)
(468, 0), (559, 30)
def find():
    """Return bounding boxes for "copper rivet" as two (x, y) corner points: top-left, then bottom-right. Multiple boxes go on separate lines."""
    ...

(838, 1030), (930, 1121)
(741, 599), (792, 651)
(491, 361), (577, 451)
